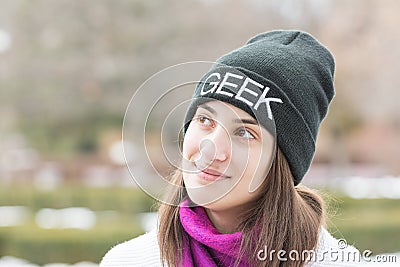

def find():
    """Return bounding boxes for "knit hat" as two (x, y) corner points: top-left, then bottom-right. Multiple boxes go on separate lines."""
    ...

(184, 30), (335, 185)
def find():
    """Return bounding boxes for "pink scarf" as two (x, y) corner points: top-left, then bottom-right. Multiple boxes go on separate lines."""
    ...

(179, 199), (250, 267)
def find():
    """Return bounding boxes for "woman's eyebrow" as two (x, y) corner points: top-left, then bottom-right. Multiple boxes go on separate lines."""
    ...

(198, 104), (258, 125)
(198, 104), (216, 114)
(233, 118), (258, 125)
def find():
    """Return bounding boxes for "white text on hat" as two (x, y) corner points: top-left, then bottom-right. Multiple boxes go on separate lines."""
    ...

(200, 71), (283, 120)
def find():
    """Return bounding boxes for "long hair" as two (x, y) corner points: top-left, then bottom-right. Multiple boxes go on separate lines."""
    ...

(158, 147), (325, 267)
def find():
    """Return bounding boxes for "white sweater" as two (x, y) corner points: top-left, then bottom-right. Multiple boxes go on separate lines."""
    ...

(100, 227), (368, 267)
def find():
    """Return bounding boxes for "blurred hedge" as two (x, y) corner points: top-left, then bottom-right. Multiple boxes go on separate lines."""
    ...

(0, 223), (142, 265)
(0, 185), (156, 264)
(0, 185), (156, 213)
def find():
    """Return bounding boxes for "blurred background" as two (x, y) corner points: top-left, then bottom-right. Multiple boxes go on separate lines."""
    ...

(0, 0), (399, 266)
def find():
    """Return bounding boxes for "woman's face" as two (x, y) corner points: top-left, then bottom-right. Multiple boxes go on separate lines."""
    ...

(182, 100), (275, 211)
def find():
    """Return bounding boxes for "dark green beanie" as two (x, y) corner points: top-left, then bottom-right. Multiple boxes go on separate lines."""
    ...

(184, 30), (335, 185)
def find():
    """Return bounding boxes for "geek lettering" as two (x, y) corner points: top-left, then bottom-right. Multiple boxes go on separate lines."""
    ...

(200, 71), (283, 120)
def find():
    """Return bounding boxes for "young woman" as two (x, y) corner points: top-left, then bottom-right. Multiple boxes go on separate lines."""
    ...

(101, 30), (361, 267)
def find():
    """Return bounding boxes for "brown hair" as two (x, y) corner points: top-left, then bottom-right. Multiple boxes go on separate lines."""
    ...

(158, 147), (325, 267)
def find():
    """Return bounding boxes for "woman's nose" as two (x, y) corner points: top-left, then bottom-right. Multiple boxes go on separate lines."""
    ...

(199, 125), (231, 163)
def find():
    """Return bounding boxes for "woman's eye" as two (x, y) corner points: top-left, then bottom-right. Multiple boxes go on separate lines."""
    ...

(236, 128), (255, 139)
(197, 115), (214, 127)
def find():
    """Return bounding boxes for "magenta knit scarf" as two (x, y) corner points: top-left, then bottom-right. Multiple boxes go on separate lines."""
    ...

(179, 199), (250, 267)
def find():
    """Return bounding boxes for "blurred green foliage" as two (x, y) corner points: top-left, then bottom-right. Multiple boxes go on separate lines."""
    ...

(0, 185), (156, 264)
(0, 223), (140, 265)
(0, 186), (399, 264)
(18, 108), (123, 157)
(0, 185), (156, 213)
(326, 195), (400, 255)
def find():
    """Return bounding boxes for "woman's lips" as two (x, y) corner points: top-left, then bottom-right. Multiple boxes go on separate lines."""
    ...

(195, 164), (230, 182)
